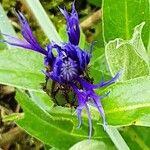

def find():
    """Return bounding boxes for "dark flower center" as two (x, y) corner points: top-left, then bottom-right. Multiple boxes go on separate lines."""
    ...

(60, 58), (78, 81)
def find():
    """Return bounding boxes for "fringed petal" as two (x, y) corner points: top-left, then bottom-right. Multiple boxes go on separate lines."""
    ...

(93, 71), (123, 89)
(76, 107), (82, 128)
(0, 33), (34, 49)
(60, 2), (80, 45)
(15, 10), (46, 54)
(91, 93), (107, 130)
(85, 104), (92, 138)
(77, 71), (122, 91)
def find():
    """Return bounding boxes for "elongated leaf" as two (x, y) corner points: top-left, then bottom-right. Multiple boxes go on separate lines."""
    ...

(105, 23), (149, 80)
(0, 4), (16, 49)
(102, 0), (150, 47)
(106, 126), (129, 150)
(0, 48), (44, 91)
(15, 90), (111, 150)
(29, 91), (54, 113)
(0, 4), (17, 38)
(120, 126), (150, 150)
(23, 0), (62, 43)
(89, 48), (111, 83)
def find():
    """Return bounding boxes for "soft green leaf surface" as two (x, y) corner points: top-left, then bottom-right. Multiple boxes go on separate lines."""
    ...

(0, 4), (17, 38)
(99, 76), (150, 126)
(69, 140), (106, 150)
(120, 126), (150, 150)
(29, 91), (54, 113)
(105, 39), (149, 80)
(129, 22), (149, 64)
(15, 90), (111, 150)
(0, 48), (44, 91)
(105, 23), (149, 80)
(15, 75), (150, 149)
(90, 48), (111, 82)
(89, 67), (111, 83)
(0, 4), (16, 50)
(102, 0), (150, 47)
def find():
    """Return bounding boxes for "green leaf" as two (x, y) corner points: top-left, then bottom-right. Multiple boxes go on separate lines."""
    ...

(0, 3), (45, 91)
(15, 75), (150, 148)
(98, 76), (150, 127)
(89, 67), (111, 83)
(15, 90), (110, 150)
(69, 140), (106, 150)
(59, 25), (68, 43)
(0, 4), (16, 50)
(105, 23), (149, 80)
(0, 48), (44, 91)
(0, 4), (16, 38)
(102, 0), (150, 47)
(120, 126), (150, 150)
(129, 22), (149, 64)
(29, 91), (54, 113)
(89, 47), (111, 83)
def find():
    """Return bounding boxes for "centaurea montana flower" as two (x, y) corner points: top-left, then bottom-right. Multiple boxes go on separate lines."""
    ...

(1, 3), (121, 138)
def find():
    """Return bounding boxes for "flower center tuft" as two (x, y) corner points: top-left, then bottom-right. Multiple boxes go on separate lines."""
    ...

(61, 58), (78, 81)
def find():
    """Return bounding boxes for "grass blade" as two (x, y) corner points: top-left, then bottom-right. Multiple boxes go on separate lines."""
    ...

(106, 126), (130, 150)
(22, 0), (62, 43)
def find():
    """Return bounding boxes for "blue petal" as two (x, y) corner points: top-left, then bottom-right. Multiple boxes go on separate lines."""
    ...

(71, 83), (88, 105)
(60, 2), (80, 45)
(0, 33), (47, 55)
(63, 43), (91, 70)
(77, 71), (122, 90)
(71, 83), (93, 137)
(15, 11), (46, 54)
(44, 43), (56, 66)
(76, 107), (82, 128)
(85, 104), (92, 138)
(90, 93), (107, 130)
(59, 7), (69, 20)
(93, 71), (123, 89)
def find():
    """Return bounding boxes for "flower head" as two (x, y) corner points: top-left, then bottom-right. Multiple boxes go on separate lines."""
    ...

(0, 2), (121, 138)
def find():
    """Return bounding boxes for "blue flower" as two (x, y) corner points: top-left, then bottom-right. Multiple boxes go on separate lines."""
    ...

(0, 3), (121, 138)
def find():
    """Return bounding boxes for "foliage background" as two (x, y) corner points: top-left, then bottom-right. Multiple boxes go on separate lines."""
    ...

(0, 0), (150, 150)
